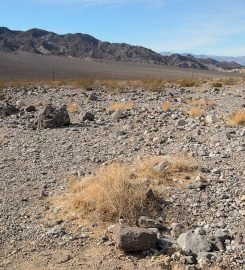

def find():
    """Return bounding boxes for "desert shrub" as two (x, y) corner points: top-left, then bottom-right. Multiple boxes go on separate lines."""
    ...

(179, 79), (200, 87)
(53, 163), (160, 224)
(67, 102), (79, 113)
(212, 82), (223, 87)
(107, 101), (133, 111)
(52, 155), (198, 225)
(228, 110), (245, 125)
(188, 107), (206, 117)
(161, 101), (172, 112)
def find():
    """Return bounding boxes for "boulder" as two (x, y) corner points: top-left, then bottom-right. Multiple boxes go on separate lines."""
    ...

(34, 105), (70, 129)
(0, 103), (19, 118)
(112, 224), (157, 252)
(177, 230), (212, 255)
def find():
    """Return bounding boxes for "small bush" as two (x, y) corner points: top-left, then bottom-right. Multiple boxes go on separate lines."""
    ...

(212, 82), (223, 88)
(51, 155), (198, 225)
(188, 107), (206, 117)
(108, 101), (133, 111)
(67, 102), (79, 113)
(228, 110), (245, 125)
(161, 101), (172, 112)
(179, 79), (200, 87)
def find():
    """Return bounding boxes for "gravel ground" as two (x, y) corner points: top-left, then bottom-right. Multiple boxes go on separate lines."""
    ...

(0, 80), (244, 269)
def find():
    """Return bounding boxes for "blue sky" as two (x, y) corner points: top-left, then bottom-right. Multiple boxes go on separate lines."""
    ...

(1, 0), (245, 56)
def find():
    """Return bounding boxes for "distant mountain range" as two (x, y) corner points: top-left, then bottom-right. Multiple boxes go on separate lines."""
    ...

(0, 27), (243, 72)
(161, 52), (245, 66)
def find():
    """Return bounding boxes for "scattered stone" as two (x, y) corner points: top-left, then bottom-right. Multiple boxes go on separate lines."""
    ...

(177, 230), (212, 255)
(0, 103), (19, 118)
(25, 105), (36, 112)
(188, 175), (209, 189)
(171, 223), (186, 238)
(138, 216), (164, 230)
(81, 111), (95, 121)
(205, 113), (219, 124)
(112, 224), (157, 252)
(34, 105), (70, 129)
(111, 110), (126, 120)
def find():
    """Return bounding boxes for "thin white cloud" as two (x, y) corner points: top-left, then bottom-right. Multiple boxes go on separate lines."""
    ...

(35, 0), (165, 7)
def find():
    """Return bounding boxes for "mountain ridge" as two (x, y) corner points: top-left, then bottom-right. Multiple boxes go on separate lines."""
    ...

(0, 27), (243, 71)
(161, 51), (245, 66)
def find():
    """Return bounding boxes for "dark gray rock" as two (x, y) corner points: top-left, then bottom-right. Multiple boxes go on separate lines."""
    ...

(0, 103), (19, 118)
(112, 224), (157, 252)
(34, 105), (70, 129)
(81, 111), (95, 121)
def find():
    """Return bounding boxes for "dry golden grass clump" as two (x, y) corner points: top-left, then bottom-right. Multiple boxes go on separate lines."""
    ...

(107, 101), (133, 111)
(188, 107), (206, 117)
(186, 98), (217, 107)
(67, 102), (79, 113)
(134, 155), (198, 183)
(52, 154), (198, 225)
(179, 79), (200, 87)
(160, 101), (172, 112)
(228, 110), (245, 125)
(54, 163), (159, 224)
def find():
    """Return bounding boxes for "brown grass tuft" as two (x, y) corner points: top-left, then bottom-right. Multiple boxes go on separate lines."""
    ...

(53, 163), (160, 224)
(108, 101), (133, 111)
(228, 110), (245, 125)
(161, 101), (172, 112)
(188, 107), (206, 117)
(51, 154), (199, 225)
(67, 102), (79, 113)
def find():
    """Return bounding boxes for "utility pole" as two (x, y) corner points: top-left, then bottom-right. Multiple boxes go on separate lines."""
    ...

(52, 65), (55, 82)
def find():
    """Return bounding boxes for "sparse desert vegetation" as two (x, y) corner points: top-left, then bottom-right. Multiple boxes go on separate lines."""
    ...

(107, 101), (133, 111)
(228, 110), (245, 125)
(188, 107), (206, 117)
(0, 78), (244, 270)
(160, 101), (172, 112)
(52, 154), (198, 225)
(67, 102), (79, 113)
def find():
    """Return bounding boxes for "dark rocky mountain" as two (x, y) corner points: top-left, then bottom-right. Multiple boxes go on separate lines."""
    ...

(0, 27), (243, 71)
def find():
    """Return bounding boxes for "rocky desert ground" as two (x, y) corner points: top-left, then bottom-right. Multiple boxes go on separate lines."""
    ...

(0, 78), (244, 270)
